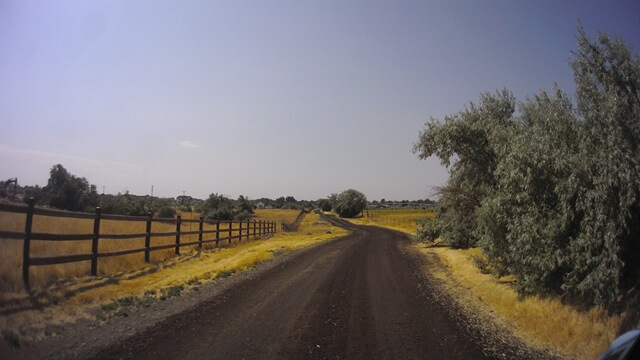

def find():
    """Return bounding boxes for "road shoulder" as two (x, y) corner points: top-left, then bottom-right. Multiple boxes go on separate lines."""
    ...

(401, 240), (565, 360)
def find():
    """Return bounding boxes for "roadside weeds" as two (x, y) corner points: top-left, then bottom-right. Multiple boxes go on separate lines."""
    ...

(417, 244), (622, 360)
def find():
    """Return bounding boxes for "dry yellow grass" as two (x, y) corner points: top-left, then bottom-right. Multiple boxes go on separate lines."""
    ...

(0, 208), (298, 293)
(418, 245), (621, 359)
(253, 208), (301, 228)
(346, 208), (434, 234)
(0, 211), (349, 341)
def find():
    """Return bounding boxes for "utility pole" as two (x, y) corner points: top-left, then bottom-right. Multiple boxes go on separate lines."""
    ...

(151, 185), (154, 197)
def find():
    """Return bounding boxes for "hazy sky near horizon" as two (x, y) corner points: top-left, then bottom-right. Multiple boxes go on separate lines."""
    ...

(1, 1), (639, 201)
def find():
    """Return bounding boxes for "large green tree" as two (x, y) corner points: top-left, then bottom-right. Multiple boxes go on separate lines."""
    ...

(564, 27), (640, 304)
(42, 164), (97, 212)
(413, 89), (516, 248)
(413, 27), (640, 306)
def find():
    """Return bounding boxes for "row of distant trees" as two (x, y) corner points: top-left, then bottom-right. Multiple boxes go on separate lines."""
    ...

(4, 164), (181, 218)
(414, 27), (639, 307)
(252, 196), (316, 210)
(0, 164), (325, 220)
(2, 167), (422, 221)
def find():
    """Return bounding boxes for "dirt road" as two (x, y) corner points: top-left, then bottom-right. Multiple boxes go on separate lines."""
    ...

(90, 215), (502, 360)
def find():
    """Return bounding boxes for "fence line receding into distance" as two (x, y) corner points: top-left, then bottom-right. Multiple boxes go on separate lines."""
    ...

(0, 198), (276, 289)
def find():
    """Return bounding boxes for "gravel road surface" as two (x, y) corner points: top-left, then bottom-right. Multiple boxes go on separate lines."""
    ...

(93, 215), (489, 360)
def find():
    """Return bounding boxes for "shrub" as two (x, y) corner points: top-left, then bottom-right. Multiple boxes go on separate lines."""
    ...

(334, 189), (367, 218)
(42, 164), (97, 212)
(316, 198), (332, 212)
(416, 217), (440, 243)
(234, 210), (252, 221)
(236, 195), (254, 214)
(202, 193), (234, 220)
(99, 193), (147, 216)
(157, 206), (176, 218)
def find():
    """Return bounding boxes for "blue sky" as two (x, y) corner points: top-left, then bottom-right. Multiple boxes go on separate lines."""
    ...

(1, 1), (639, 201)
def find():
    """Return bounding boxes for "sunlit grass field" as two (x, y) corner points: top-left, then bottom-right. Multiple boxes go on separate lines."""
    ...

(0, 208), (300, 293)
(0, 211), (348, 341)
(344, 208), (622, 359)
(348, 208), (434, 234)
(252, 208), (300, 228)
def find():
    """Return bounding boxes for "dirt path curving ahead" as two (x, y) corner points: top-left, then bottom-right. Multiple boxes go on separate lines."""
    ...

(90, 215), (517, 360)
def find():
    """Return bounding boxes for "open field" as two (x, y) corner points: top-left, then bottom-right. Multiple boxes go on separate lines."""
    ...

(0, 208), (300, 293)
(0, 211), (348, 344)
(252, 208), (301, 226)
(178, 208), (300, 227)
(345, 208), (434, 234)
(343, 208), (626, 359)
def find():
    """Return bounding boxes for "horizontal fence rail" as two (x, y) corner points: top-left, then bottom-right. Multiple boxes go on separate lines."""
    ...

(0, 198), (277, 289)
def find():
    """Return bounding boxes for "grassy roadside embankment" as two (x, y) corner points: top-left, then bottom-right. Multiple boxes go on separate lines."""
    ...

(341, 209), (622, 359)
(0, 210), (348, 345)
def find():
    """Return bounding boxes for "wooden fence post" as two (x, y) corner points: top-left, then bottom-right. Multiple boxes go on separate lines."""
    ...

(228, 221), (232, 244)
(253, 220), (256, 238)
(91, 207), (102, 276)
(239, 220), (243, 242)
(175, 214), (182, 255)
(198, 216), (204, 249)
(144, 212), (152, 263)
(215, 221), (220, 246)
(22, 197), (36, 289)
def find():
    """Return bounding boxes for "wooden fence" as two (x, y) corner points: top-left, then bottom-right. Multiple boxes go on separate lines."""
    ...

(0, 198), (276, 289)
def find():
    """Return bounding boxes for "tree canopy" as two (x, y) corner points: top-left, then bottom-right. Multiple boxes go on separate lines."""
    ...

(334, 189), (368, 218)
(414, 27), (640, 306)
(42, 164), (97, 212)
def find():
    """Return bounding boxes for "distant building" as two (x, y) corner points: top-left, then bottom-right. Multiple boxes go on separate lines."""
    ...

(265, 205), (274, 209)
(254, 201), (265, 209)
